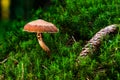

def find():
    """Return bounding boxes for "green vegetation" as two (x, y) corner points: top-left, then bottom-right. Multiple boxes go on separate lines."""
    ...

(0, 0), (120, 80)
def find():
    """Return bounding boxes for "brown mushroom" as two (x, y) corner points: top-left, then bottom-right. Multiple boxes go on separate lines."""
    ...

(23, 19), (59, 56)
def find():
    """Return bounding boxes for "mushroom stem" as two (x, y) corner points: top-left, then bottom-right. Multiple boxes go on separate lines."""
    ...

(37, 33), (50, 56)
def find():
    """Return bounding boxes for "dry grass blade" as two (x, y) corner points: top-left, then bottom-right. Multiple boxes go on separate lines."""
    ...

(0, 58), (8, 64)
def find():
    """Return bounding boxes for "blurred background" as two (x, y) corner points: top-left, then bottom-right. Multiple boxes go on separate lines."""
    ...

(0, 0), (51, 40)
(0, 0), (51, 20)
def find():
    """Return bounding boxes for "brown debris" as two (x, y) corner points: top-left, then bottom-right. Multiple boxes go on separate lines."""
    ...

(78, 24), (118, 59)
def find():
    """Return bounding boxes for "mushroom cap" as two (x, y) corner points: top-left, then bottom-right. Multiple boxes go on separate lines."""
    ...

(23, 19), (59, 33)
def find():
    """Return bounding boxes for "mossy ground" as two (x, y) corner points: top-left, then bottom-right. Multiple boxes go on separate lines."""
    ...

(0, 0), (120, 80)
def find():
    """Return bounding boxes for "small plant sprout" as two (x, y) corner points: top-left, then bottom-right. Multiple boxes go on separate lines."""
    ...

(23, 19), (59, 56)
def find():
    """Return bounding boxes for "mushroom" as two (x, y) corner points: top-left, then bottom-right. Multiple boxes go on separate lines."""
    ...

(23, 19), (59, 56)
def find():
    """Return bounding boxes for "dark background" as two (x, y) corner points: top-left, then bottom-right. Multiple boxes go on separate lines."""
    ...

(0, 0), (51, 20)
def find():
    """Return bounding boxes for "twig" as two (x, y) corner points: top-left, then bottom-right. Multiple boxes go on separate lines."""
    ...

(0, 58), (8, 64)
(66, 36), (76, 45)
(42, 65), (48, 70)
(72, 36), (76, 42)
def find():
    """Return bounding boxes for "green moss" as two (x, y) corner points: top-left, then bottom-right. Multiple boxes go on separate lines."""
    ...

(0, 0), (120, 79)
